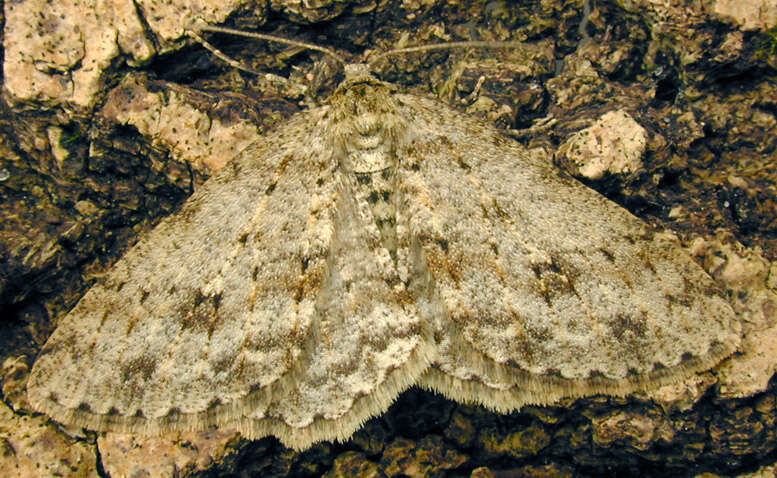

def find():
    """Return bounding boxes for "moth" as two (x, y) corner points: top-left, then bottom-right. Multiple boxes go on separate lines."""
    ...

(27, 25), (741, 450)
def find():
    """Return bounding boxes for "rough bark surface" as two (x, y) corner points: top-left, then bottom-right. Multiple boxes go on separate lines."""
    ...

(1, 0), (776, 477)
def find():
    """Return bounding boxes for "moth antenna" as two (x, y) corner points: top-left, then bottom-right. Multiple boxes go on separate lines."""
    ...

(187, 29), (266, 76)
(369, 40), (525, 65)
(188, 23), (346, 72)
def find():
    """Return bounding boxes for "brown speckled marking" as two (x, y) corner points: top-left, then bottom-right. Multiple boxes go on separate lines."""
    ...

(120, 354), (158, 383)
(609, 313), (648, 340)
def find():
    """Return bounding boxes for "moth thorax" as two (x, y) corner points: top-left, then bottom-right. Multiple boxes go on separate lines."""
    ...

(341, 140), (396, 173)
(329, 77), (405, 173)
(334, 108), (404, 173)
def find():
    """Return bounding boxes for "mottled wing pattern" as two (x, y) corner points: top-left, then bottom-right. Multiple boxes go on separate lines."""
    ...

(27, 105), (432, 450)
(239, 171), (435, 448)
(397, 95), (741, 410)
